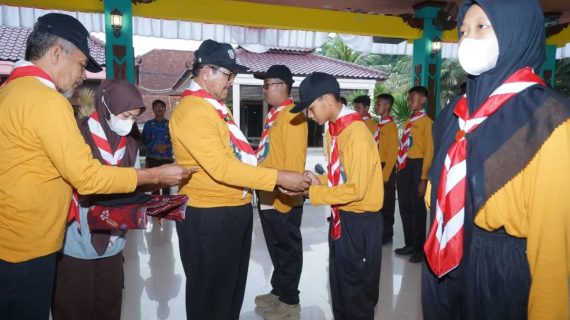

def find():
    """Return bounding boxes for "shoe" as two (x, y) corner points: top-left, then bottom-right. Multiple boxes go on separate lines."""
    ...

(409, 251), (424, 263)
(382, 237), (393, 245)
(394, 245), (415, 255)
(263, 300), (300, 320)
(255, 293), (279, 311)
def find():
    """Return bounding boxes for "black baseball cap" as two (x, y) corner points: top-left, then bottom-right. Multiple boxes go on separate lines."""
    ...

(36, 13), (102, 73)
(253, 64), (294, 85)
(194, 39), (249, 73)
(291, 72), (340, 113)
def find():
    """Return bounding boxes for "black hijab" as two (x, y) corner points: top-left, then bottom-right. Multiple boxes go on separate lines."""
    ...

(428, 0), (570, 276)
(459, 0), (545, 112)
(78, 79), (145, 168)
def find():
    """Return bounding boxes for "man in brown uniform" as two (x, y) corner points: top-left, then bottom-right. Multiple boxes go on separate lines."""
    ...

(253, 65), (308, 319)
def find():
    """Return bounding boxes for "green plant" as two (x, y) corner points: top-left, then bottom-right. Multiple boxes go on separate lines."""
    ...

(390, 94), (410, 130)
(555, 57), (570, 97)
(440, 58), (467, 104)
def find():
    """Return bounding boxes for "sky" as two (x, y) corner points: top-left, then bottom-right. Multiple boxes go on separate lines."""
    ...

(91, 32), (202, 56)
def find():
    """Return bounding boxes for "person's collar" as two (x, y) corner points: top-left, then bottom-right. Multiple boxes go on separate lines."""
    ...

(189, 80), (203, 92)
(331, 105), (352, 123)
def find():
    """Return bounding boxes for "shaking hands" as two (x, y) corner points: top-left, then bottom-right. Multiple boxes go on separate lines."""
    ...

(276, 170), (321, 197)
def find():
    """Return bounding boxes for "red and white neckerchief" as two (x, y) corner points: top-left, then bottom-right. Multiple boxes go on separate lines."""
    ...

(328, 106), (363, 240)
(67, 111), (128, 224)
(424, 67), (545, 277)
(256, 97), (294, 162)
(397, 111), (426, 171)
(0, 60), (57, 90)
(373, 115), (394, 145)
(361, 113), (372, 121)
(181, 81), (256, 198)
(87, 112), (128, 166)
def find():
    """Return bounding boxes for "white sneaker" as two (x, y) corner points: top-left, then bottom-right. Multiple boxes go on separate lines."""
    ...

(255, 293), (279, 311)
(263, 300), (300, 320)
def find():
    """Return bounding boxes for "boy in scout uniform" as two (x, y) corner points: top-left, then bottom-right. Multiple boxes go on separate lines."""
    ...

(394, 86), (433, 263)
(353, 94), (377, 134)
(288, 72), (384, 320)
(374, 93), (399, 245)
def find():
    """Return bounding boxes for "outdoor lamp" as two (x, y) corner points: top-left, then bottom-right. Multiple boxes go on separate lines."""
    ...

(110, 8), (123, 38)
(431, 37), (442, 57)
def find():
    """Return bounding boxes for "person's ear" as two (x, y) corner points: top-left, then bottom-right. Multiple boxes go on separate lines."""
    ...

(48, 45), (63, 66)
(323, 94), (335, 108)
(200, 66), (211, 81)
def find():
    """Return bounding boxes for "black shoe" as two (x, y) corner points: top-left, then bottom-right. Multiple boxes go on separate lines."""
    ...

(409, 251), (424, 263)
(382, 237), (393, 245)
(394, 245), (415, 255)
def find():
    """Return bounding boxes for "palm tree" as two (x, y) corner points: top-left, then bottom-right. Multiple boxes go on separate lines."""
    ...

(382, 56), (413, 97)
(319, 36), (368, 64)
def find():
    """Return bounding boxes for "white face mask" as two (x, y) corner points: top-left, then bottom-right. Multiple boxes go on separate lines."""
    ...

(102, 96), (135, 136)
(457, 37), (500, 76)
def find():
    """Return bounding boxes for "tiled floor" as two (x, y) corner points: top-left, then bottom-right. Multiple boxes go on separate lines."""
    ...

(120, 203), (423, 320)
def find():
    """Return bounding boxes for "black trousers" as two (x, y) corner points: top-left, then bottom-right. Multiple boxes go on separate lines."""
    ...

(0, 253), (56, 320)
(259, 207), (303, 305)
(52, 253), (124, 320)
(381, 167), (397, 241)
(146, 157), (174, 195)
(329, 210), (383, 320)
(177, 204), (253, 320)
(396, 158), (427, 250)
(422, 227), (530, 320)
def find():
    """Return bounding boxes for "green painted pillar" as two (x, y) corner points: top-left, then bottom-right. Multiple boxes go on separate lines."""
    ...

(540, 44), (557, 87)
(412, 4), (443, 119)
(103, 0), (134, 83)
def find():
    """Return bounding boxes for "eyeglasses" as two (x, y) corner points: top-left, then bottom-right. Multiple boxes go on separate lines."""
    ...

(208, 65), (236, 81)
(263, 82), (285, 90)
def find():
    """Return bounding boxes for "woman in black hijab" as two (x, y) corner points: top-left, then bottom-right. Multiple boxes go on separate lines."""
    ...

(422, 0), (570, 319)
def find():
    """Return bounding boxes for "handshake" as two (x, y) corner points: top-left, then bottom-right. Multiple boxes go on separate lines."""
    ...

(276, 170), (321, 197)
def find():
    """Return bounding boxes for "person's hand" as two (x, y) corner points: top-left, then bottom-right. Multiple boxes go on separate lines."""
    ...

(276, 170), (311, 192)
(277, 187), (305, 197)
(304, 170), (321, 186)
(155, 164), (196, 186)
(418, 179), (427, 197)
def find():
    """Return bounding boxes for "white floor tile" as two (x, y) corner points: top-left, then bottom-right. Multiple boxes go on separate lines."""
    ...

(120, 203), (423, 320)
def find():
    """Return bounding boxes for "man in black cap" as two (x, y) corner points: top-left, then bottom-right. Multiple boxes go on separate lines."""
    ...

(169, 40), (311, 319)
(0, 13), (191, 320)
(252, 65), (307, 319)
(286, 72), (384, 320)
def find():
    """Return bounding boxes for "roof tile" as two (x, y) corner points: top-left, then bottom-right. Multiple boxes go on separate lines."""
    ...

(0, 25), (106, 65)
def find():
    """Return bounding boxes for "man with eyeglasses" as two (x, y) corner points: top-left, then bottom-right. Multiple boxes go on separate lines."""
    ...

(169, 39), (311, 319)
(252, 65), (307, 319)
(0, 13), (191, 320)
